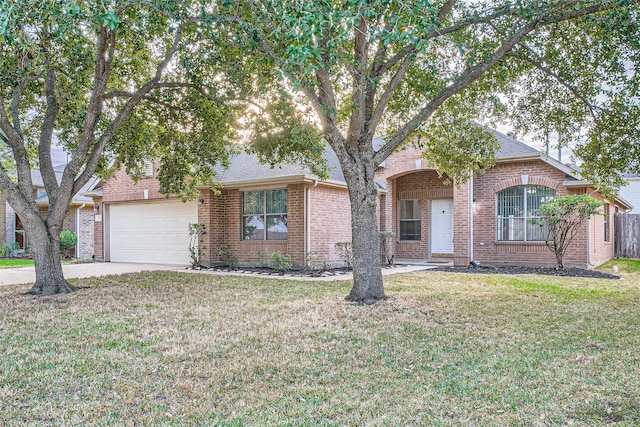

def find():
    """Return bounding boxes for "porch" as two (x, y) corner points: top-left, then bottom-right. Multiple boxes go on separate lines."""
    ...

(380, 167), (472, 267)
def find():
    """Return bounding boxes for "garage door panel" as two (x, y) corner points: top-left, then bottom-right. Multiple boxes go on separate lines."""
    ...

(109, 200), (197, 265)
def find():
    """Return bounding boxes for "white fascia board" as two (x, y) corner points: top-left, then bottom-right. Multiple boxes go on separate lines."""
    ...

(218, 174), (319, 190)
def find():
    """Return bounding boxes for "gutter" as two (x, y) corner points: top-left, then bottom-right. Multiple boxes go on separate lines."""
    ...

(563, 181), (634, 211)
(496, 153), (580, 180)
(216, 174), (325, 190)
(469, 175), (474, 263)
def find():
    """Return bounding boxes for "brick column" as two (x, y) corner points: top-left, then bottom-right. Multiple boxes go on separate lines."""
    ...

(93, 196), (104, 261)
(198, 188), (225, 267)
(453, 179), (471, 266)
(286, 184), (307, 266)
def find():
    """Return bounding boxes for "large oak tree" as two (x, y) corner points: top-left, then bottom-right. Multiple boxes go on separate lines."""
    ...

(0, 0), (241, 295)
(218, 0), (639, 302)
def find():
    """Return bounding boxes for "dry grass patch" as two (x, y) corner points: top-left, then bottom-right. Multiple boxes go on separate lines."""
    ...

(1, 265), (639, 425)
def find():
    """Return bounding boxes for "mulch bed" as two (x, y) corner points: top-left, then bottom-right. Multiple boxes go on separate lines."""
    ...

(192, 265), (354, 277)
(431, 265), (620, 280)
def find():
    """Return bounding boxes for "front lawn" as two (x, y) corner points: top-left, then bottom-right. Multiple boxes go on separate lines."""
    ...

(0, 259), (34, 268)
(0, 262), (639, 425)
(0, 258), (83, 269)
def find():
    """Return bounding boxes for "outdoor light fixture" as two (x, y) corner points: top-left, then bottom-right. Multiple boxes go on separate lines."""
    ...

(198, 196), (205, 206)
(94, 203), (100, 213)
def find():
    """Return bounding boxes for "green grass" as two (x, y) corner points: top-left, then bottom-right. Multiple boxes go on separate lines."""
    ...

(0, 258), (82, 268)
(0, 267), (639, 425)
(0, 259), (34, 268)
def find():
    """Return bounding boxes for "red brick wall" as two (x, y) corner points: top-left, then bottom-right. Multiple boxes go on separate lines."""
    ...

(198, 184), (309, 267)
(77, 206), (95, 259)
(589, 193), (615, 267)
(93, 196), (104, 261)
(453, 179), (471, 266)
(309, 185), (352, 263)
(101, 160), (173, 203)
(472, 161), (588, 268)
(376, 148), (614, 268)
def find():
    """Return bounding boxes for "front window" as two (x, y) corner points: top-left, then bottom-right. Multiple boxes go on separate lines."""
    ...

(497, 185), (555, 241)
(399, 199), (421, 241)
(242, 189), (288, 240)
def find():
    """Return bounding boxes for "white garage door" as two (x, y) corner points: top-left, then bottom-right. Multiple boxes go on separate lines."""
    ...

(109, 200), (198, 265)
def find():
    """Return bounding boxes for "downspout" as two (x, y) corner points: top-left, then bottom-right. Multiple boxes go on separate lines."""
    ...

(305, 179), (318, 265)
(469, 175), (474, 263)
(75, 203), (86, 258)
(586, 189), (598, 268)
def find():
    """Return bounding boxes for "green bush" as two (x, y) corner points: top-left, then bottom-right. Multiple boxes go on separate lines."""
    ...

(334, 241), (353, 269)
(0, 243), (11, 258)
(59, 230), (78, 259)
(270, 251), (291, 272)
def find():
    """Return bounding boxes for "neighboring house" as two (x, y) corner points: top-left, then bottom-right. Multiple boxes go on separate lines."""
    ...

(619, 174), (640, 214)
(89, 130), (631, 269)
(1, 164), (96, 259)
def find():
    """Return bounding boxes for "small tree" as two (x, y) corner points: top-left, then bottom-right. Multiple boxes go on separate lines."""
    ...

(188, 223), (207, 269)
(379, 230), (395, 266)
(530, 195), (603, 269)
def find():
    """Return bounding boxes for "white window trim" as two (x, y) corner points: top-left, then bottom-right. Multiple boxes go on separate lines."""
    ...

(242, 189), (288, 241)
(398, 199), (421, 242)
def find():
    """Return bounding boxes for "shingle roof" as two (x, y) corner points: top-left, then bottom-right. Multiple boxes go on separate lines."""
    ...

(215, 144), (345, 185)
(30, 167), (98, 205)
(215, 129), (542, 186)
(492, 130), (541, 158)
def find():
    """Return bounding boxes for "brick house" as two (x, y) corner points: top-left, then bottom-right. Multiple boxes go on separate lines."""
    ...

(89, 130), (631, 268)
(1, 164), (96, 259)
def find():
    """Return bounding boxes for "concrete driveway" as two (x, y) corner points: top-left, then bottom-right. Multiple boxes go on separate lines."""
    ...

(0, 262), (184, 287)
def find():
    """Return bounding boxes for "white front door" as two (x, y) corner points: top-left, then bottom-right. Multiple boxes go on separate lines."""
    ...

(431, 199), (454, 255)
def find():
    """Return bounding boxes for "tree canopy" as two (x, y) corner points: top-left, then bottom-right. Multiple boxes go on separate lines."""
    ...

(0, 0), (250, 294)
(211, 0), (639, 301)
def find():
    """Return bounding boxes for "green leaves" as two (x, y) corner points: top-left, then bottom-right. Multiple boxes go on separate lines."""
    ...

(96, 10), (121, 30)
(416, 98), (500, 186)
(530, 194), (604, 269)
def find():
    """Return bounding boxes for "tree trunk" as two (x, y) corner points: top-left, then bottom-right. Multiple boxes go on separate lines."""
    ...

(344, 166), (386, 303)
(26, 222), (77, 295)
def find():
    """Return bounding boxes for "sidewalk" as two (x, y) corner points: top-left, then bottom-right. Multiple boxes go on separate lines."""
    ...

(181, 264), (441, 281)
(0, 262), (183, 287)
(1, 261), (448, 288)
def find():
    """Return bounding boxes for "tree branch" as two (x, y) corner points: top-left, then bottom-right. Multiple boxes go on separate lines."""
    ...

(73, 26), (185, 195)
(373, 0), (632, 165)
(346, 5), (370, 148)
(0, 96), (32, 195)
(365, 51), (415, 143)
(11, 77), (28, 143)
(508, 48), (600, 120)
(373, 19), (541, 164)
(39, 65), (61, 202)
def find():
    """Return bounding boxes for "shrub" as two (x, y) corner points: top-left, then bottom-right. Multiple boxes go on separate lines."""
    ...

(530, 194), (603, 269)
(379, 230), (395, 265)
(218, 244), (238, 268)
(334, 241), (353, 269)
(0, 243), (11, 258)
(270, 251), (291, 272)
(59, 231), (77, 259)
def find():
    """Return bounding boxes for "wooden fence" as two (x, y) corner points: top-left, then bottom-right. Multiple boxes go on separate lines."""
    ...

(615, 213), (640, 259)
